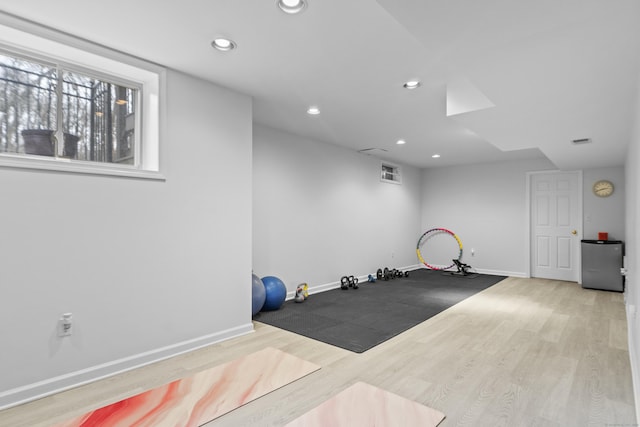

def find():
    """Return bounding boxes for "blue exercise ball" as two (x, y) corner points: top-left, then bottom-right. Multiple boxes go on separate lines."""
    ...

(260, 276), (287, 311)
(251, 274), (266, 316)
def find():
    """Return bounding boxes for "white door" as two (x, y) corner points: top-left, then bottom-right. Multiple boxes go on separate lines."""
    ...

(530, 171), (581, 281)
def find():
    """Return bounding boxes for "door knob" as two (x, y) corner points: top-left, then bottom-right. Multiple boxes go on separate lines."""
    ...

(571, 230), (577, 235)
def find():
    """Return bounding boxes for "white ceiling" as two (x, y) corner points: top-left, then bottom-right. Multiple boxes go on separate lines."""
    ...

(1, 0), (639, 169)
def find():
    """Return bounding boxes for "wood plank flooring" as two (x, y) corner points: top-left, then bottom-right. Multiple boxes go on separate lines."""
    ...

(0, 277), (635, 426)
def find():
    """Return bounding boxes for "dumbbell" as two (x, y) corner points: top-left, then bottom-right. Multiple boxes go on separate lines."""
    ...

(348, 275), (359, 289)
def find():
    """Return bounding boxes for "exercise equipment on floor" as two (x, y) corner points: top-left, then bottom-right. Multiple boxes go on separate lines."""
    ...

(260, 276), (287, 311)
(251, 274), (266, 316)
(376, 267), (409, 281)
(340, 275), (359, 290)
(450, 259), (474, 276)
(416, 227), (464, 271)
(294, 283), (309, 303)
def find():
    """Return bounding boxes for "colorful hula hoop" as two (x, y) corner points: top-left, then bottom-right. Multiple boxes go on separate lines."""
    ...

(416, 227), (463, 270)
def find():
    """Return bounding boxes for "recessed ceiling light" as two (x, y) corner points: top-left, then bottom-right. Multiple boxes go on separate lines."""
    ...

(396, 139), (406, 145)
(432, 154), (441, 158)
(277, 0), (307, 14)
(307, 106), (320, 115)
(403, 80), (421, 90)
(211, 38), (236, 52)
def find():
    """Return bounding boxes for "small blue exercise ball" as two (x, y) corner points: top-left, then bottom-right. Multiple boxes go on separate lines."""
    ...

(260, 276), (287, 311)
(251, 274), (266, 316)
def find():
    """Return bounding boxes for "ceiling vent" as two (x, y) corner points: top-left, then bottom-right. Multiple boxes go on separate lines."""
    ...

(358, 148), (388, 155)
(571, 138), (592, 145)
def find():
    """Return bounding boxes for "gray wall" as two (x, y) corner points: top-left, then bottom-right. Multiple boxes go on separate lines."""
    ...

(0, 70), (254, 407)
(252, 124), (422, 293)
(625, 83), (640, 419)
(418, 161), (626, 277)
(583, 166), (625, 241)
(1, 64), (636, 414)
(420, 158), (556, 276)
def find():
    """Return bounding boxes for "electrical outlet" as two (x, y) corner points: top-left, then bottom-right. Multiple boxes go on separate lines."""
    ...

(58, 313), (73, 337)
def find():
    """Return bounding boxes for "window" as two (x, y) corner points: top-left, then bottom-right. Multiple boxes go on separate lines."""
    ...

(0, 18), (162, 179)
(0, 52), (138, 164)
(381, 163), (401, 184)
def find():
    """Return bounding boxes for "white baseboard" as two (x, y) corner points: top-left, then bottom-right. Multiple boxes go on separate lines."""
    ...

(286, 265), (517, 299)
(285, 264), (426, 299)
(414, 264), (523, 278)
(283, 264), (517, 301)
(0, 323), (254, 410)
(474, 268), (525, 278)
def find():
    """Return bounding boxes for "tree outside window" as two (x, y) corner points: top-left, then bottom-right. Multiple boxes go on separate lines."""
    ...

(0, 51), (137, 165)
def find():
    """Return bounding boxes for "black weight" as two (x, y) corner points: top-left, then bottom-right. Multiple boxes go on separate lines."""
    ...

(404, 271), (409, 277)
(340, 276), (349, 290)
(383, 267), (390, 281)
(376, 268), (383, 280)
(352, 277), (359, 289)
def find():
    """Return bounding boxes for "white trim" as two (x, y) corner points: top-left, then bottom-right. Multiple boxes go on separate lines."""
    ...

(284, 264), (516, 300)
(0, 12), (164, 179)
(473, 268), (525, 278)
(525, 170), (583, 282)
(0, 323), (254, 410)
(628, 304), (640, 425)
(414, 264), (521, 278)
(0, 153), (165, 180)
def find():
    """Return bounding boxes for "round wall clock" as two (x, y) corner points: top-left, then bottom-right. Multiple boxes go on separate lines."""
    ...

(592, 180), (614, 197)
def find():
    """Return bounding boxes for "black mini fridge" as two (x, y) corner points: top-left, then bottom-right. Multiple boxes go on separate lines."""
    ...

(581, 240), (624, 292)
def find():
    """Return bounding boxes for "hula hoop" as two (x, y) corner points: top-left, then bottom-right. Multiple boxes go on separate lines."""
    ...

(416, 228), (463, 270)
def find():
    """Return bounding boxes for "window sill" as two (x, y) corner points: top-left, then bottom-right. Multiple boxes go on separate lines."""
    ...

(380, 178), (402, 185)
(0, 154), (165, 181)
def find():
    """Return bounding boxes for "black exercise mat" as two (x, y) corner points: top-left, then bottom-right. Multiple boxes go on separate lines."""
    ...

(254, 269), (507, 353)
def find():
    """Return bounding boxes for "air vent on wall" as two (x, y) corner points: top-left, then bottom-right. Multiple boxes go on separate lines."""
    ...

(571, 138), (592, 145)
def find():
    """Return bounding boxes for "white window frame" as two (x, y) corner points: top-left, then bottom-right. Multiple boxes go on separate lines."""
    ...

(381, 162), (402, 184)
(0, 14), (164, 180)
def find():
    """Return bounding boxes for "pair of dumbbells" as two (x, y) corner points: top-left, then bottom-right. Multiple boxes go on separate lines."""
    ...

(340, 275), (359, 290)
(376, 267), (409, 281)
(376, 267), (394, 281)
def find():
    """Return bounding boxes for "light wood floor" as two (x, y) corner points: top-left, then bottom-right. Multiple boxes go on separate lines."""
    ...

(1, 277), (636, 426)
